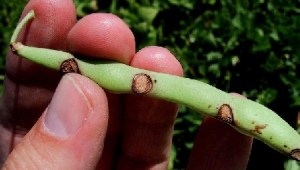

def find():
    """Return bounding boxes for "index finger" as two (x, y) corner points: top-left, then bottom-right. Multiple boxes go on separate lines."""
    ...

(67, 13), (136, 64)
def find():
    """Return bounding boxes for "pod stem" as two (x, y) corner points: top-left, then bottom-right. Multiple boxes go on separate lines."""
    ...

(10, 10), (35, 44)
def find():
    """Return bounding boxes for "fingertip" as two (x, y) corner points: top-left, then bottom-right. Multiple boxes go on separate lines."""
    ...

(67, 13), (136, 64)
(68, 73), (108, 114)
(56, 73), (109, 144)
(131, 46), (183, 76)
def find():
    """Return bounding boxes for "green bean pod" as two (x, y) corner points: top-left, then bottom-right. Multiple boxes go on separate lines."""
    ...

(9, 10), (300, 161)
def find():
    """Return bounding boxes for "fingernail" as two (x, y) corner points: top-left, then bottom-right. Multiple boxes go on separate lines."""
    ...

(44, 75), (91, 138)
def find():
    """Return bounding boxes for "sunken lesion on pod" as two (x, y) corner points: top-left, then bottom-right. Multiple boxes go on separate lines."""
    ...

(216, 104), (234, 125)
(290, 149), (300, 161)
(60, 58), (81, 74)
(132, 73), (153, 94)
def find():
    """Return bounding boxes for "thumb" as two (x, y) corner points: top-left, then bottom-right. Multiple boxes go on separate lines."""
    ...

(3, 74), (108, 169)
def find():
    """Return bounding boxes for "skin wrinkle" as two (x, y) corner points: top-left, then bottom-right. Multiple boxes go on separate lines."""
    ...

(21, 139), (45, 169)
(30, 123), (59, 168)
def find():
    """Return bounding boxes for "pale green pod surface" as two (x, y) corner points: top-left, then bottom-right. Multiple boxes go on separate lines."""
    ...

(10, 10), (300, 161)
(141, 70), (300, 156)
(13, 43), (300, 161)
(12, 43), (74, 70)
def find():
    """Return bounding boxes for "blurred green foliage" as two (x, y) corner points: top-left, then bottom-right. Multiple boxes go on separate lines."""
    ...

(1, 0), (300, 169)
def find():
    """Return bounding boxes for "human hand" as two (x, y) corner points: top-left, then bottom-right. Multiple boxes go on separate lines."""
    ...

(0, 0), (252, 169)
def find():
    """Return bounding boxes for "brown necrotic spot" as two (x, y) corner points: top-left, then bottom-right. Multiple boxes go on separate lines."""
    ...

(251, 124), (267, 134)
(60, 58), (80, 74)
(132, 73), (153, 94)
(290, 149), (300, 161)
(216, 104), (233, 124)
